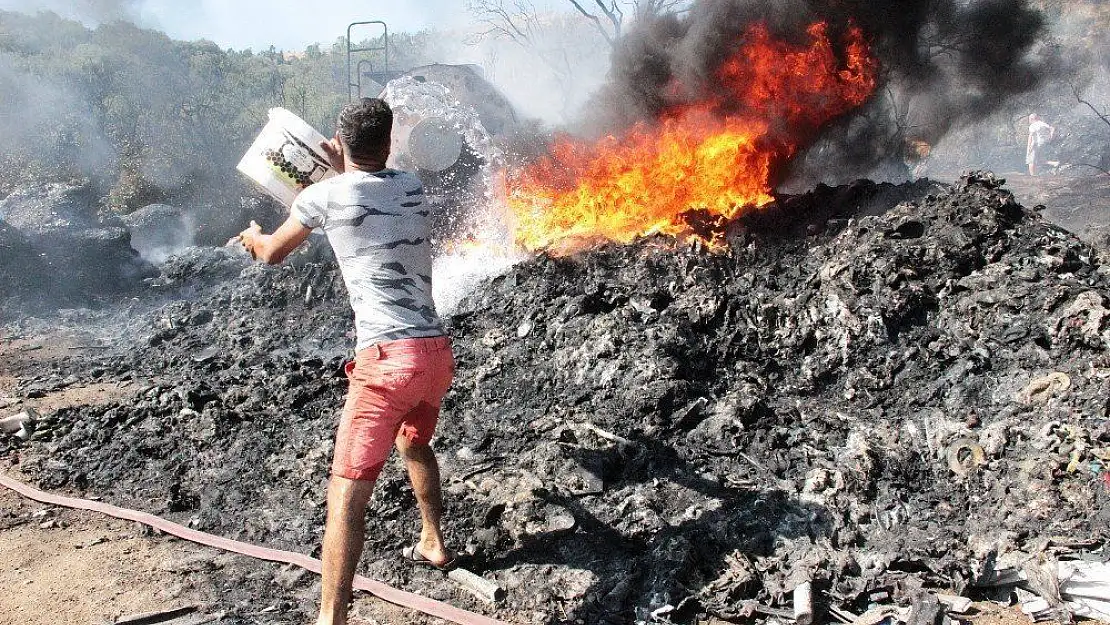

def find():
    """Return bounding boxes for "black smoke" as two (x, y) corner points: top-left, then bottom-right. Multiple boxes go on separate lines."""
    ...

(581, 0), (1052, 183)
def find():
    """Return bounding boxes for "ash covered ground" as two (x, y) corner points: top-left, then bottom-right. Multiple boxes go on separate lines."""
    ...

(2, 173), (1110, 624)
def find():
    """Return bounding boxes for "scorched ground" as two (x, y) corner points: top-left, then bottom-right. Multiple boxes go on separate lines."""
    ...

(2, 172), (1108, 624)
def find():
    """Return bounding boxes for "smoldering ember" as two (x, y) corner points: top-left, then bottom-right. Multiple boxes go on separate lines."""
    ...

(1, 2), (1110, 625)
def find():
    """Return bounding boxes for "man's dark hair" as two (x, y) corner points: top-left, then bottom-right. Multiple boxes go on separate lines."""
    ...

(337, 98), (392, 164)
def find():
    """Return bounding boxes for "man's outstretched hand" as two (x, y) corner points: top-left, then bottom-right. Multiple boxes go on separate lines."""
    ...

(231, 220), (265, 259)
(228, 218), (313, 265)
(320, 133), (345, 173)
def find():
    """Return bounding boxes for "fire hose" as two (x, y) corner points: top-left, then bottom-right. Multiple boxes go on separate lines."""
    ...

(0, 472), (509, 625)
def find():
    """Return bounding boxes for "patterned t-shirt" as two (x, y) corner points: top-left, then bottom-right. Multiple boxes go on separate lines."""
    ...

(291, 169), (444, 351)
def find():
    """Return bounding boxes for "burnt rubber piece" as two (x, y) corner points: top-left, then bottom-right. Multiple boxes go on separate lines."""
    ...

(0, 472), (507, 625)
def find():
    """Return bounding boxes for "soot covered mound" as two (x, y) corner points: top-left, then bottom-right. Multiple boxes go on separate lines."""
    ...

(7, 173), (1110, 624)
(0, 180), (155, 315)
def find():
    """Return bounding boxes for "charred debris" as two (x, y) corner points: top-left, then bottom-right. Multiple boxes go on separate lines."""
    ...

(3, 173), (1110, 624)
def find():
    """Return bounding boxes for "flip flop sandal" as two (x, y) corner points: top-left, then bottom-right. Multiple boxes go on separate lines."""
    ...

(401, 544), (459, 571)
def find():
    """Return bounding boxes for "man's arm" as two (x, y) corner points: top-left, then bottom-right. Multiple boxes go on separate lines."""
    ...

(235, 217), (313, 265)
(234, 145), (337, 264)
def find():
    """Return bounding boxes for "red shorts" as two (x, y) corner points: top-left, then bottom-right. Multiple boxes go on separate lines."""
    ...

(331, 336), (454, 482)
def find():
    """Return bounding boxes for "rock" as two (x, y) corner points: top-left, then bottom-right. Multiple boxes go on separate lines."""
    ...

(0, 220), (53, 313)
(0, 180), (101, 234)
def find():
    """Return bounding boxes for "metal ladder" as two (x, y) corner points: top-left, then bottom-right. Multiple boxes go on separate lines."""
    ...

(347, 21), (404, 100)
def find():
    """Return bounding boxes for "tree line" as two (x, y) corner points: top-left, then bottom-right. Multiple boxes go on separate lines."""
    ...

(0, 10), (446, 213)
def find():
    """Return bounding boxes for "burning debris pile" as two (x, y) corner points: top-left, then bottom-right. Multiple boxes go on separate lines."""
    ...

(0, 2), (1104, 622)
(5, 173), (1109, 623)
(505, 20), (876, 251)
(498, 0), (1052, 255)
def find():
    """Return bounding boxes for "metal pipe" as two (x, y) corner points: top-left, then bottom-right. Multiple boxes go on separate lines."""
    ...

(793, 581), (814, 625)
(448, 568), (506, 604)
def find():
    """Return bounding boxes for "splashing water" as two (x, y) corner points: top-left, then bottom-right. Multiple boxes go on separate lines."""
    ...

(381, 76), (522, 314)
(381, 76), (502, 170)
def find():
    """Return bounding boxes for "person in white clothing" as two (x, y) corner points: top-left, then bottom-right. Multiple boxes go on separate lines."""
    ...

(1027, 113), (1055, 176)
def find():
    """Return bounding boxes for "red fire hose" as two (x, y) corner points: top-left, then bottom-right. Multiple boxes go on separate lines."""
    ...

(0, 472), (509, 625)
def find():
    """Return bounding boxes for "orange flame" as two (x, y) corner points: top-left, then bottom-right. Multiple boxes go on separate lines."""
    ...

(505, 22), (878, 253)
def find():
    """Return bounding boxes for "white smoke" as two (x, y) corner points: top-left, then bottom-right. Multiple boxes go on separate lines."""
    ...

(0, 54), (117, 180)
(0, 0), (145, 24)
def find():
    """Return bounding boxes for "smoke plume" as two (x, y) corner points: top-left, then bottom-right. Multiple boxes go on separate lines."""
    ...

(583, 0), (1052, 182)
(0, 0), (142, 24)
(0, 52), (117, 187)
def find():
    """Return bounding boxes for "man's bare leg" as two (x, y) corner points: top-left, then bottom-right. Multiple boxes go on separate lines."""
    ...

(395, 435), (453, 566)
(317, 475), (376, 625)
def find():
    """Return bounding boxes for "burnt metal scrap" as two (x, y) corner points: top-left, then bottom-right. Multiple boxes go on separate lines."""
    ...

(3, 173), (1109, 624)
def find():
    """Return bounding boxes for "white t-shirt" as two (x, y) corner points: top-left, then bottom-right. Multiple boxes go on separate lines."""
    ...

(1029, 120), (1052, 147)
(291, 170), (444, 351)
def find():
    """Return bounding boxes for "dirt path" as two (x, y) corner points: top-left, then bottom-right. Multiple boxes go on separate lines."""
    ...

(1, 476), (461, 625)
(0, 488), (226, 624)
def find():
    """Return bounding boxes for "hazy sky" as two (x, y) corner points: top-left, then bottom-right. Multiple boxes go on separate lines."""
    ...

(0, 0), (569, 50)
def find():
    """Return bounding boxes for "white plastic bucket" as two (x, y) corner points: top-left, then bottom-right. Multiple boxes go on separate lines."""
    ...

(237, 108), (336, 207)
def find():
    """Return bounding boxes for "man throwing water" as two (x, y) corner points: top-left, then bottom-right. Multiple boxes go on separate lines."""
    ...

(235, 98), (457, 625)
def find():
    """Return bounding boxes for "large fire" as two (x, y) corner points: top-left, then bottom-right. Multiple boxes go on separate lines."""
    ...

(504, 22), (878, 252)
